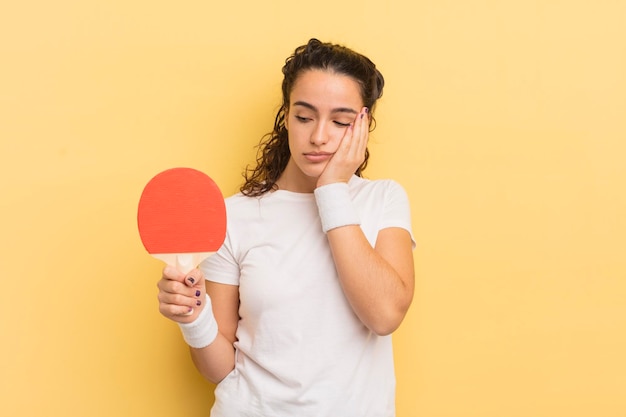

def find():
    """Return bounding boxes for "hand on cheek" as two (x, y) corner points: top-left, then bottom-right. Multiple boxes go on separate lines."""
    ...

(317, 107), (369, 188)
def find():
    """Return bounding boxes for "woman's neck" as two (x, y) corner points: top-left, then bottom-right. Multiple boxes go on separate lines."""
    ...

(275, 160), (317, 193)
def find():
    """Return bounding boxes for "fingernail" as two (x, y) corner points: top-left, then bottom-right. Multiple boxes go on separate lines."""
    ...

(196, 299), (202, 306)
(195, 290), (201, 297)
(187, 277), (195, 284)
(365, 107), (369, 113)
(187, 307), (193, 313)
(360, 113), (364, 119)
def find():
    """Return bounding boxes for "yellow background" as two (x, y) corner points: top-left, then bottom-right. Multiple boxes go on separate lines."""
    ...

(1, 1), (625, 416)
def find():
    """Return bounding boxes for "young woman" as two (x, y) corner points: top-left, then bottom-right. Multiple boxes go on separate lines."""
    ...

(157, 38), (415, 416)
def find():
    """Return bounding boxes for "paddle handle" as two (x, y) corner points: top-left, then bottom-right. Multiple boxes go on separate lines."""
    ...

(151, 252), (214, 275)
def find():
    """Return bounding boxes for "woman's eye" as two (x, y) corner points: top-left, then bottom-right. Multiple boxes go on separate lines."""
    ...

(334, 121), (351, 127)
(295, 116), (311, 123)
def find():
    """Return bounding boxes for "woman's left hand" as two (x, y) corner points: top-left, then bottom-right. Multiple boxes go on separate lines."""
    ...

(316, 107), (369, 188)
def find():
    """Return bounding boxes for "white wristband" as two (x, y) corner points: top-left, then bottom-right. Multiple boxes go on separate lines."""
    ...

(177, 295), (218, 348)
(314, 182), (360, 233)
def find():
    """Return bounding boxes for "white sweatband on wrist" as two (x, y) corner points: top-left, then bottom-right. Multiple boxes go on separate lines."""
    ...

(178, 295), (218, 349)
(314, 182), (360, 233)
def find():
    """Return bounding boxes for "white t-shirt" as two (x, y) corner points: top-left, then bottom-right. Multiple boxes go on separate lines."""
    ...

(199, 175), (414, 417)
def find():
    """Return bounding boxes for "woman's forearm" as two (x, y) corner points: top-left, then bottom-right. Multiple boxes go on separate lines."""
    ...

(327, 226), (415, 335)
(190, 332), (236, 384)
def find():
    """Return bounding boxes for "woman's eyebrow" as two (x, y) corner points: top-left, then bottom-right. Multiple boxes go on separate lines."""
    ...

(293, 101), (358, 115)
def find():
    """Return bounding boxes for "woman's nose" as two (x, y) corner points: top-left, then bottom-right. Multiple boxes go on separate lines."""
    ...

(310, 122), (329, 145)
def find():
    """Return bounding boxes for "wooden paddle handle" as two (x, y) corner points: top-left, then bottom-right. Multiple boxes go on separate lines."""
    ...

(151, 252), (214, 275)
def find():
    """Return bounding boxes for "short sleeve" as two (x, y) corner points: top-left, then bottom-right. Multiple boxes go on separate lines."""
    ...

(380, 180), (416, 249)
(198, 229), (241, 286)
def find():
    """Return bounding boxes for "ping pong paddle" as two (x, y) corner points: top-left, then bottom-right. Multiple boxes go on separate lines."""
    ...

(137, 167), (227, 274)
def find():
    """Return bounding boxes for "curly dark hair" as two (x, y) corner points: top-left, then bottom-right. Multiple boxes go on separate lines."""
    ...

(241, 38), (385, 196)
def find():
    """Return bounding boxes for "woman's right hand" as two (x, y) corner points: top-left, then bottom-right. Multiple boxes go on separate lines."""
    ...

(316, 106), (369, 188)
(157, 266), (206, 324)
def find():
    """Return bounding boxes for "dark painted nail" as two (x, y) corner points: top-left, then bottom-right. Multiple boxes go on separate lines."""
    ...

(195, 290), (201, 297)
(187, 277), (195, 284)
(196, 299), (202, 306)
(365, 107), (369, 113)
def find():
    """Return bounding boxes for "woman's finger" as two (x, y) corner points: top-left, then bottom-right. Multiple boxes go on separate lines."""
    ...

(352, 107), (369, 160)
(159, 301), (194, 317)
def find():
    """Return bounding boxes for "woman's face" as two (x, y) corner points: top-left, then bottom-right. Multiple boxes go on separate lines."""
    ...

(280, 69), (364, 192)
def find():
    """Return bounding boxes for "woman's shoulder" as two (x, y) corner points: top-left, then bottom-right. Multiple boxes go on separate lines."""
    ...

(223, 192), (258, 211)
(348, 175), (407, 194)
(222, 190), (299, 217)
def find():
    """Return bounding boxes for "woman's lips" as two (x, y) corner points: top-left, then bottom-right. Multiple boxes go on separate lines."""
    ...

(304, 152), (333, 163)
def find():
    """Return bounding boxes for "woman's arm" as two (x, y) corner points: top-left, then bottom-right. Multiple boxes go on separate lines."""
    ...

(316, 107), (415, 335)
(189, 281), (239, 383)
(158, 268), (239, 384)
(326, 225), (414, 335)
